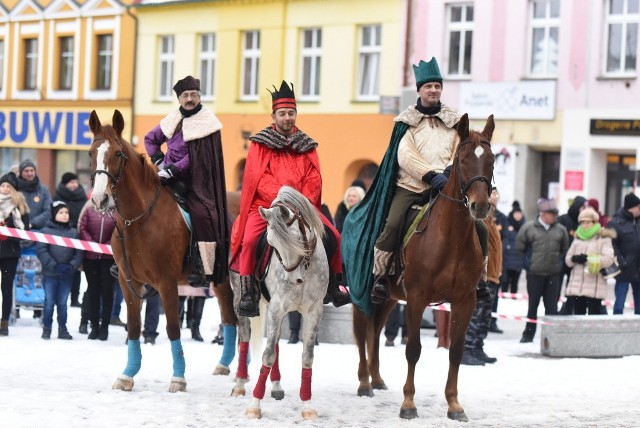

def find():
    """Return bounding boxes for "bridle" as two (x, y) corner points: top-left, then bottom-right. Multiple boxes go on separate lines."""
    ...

(439, 139), (493, 207)
(270, 201), (318, 273)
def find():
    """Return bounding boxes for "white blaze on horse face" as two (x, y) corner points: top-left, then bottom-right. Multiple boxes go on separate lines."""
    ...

(474, 145), (485, 158)
(91, 140), (111, 208)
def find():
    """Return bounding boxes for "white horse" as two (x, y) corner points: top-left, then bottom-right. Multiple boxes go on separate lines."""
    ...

(228, 186), (329, 420)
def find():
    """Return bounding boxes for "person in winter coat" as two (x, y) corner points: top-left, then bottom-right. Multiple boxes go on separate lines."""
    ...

(54, 172), (88, 307)
(609, 192), (640, 315)
(516, 198), (569, 342)
(0, 172), (30, 336)
(36, 201), (83, 340)
(564, 208), (616, 315)
(501, 201), (526, 294)
(16, 159), (52, 230)
(334, 180), (366, 233)
(78, 200), (115, 340)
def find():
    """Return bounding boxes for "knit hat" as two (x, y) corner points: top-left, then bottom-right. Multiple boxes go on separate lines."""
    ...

(51, 200), (68, 220)
(413, 57), (443, 90)
(269, 81), (296, 112)
(61, 172), (78, 185)
(0, 171), (18, 190)
(578, 207), (599, 223)
(537, 197), (558, 213)
(18, 159), (36, 175)
(173, 75), (200, 97)
(624, 192), (640, 210)
(511, 200), (522, 213)
(587, 198), (600, 212)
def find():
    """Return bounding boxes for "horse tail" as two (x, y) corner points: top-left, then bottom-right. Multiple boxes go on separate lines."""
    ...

(249, 299), (267, 365)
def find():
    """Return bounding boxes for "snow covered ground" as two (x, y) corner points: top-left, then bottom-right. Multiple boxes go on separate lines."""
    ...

(1, 291), (638, 428)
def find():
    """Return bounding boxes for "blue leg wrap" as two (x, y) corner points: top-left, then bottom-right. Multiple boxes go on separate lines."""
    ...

(218, 325), (237, 367)
(171, 339), (186, 378)
(122, 339), (142, 378)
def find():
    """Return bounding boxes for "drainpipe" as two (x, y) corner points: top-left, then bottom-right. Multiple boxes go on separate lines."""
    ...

(126, 4), (138, 146)
(403, 0), (413, 87)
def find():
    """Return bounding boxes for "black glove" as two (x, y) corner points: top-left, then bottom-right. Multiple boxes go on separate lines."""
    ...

(150, 151), (165, 166)
(422, 171), (448, 191)
(571, 254), (588, 264)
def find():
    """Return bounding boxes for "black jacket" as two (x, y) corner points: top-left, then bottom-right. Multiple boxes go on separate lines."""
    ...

(609, 207), (640, 282)
(0, 212), (30, 259)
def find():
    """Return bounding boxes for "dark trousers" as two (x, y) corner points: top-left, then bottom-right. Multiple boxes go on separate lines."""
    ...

(288, 311), (302, 333)
(384, 303), (407, 340)
(84, 259), (115, 328)
(501, 269), (521, 293)
(0, 257), (19, 321)
(70, 270), (81, 303)
(143, 293), (161, 338)
(567, 296), (603, 315)
(465, 281), (498, 350)
(522, 273), (560, 339)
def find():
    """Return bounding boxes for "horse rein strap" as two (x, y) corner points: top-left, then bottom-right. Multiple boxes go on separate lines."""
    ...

(270, 201), (318, 272)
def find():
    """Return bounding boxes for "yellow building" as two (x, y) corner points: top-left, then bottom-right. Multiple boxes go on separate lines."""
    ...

(132, 0), (404, 209)
(0, 0), (136, 188)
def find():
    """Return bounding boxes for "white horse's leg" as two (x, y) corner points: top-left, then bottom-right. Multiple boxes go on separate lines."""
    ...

(298, 306), (322, 419)
(246, 397), (262, 419)
(270, 343), (284, 400)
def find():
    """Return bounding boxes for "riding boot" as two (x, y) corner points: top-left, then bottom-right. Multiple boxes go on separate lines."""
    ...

(190, 297), (205, 342)
(371, 249), (394, 304)
(238, 275), (260, 317)
(434, 310), (451, 349)
(323, 273), (351, 307)
(188, 241), (207, 288)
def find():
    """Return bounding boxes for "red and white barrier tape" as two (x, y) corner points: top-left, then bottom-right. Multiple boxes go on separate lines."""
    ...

(0, 226), (112, 255)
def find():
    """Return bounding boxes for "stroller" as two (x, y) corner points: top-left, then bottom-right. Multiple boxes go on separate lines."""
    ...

(11, 246), (44, 324)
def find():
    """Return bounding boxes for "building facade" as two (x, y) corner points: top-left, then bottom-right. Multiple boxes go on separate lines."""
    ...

(0, 0), (136, 190)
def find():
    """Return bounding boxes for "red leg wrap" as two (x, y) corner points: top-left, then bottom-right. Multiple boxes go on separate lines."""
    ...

(253, 364), (271, 399)
(300, 367), (312, 401)
(270, 343), (281, 382)
(236, 342), (249, 379)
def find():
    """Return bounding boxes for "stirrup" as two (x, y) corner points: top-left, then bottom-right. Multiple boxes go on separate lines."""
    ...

(370, 275), (390, 304)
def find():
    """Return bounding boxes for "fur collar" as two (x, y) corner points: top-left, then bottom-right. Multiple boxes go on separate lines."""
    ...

(597, 228), (617, 239)
(160, 106), (222, 142)
(395, 104), (460, 128)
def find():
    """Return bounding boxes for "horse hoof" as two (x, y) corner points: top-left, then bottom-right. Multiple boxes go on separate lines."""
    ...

(447, 411), (469, 422)
(399, 408), (418, 419)
(213, 364), (230, 376)
(357, 387), (374, 397)
(372, 382), (388, 390)
(270, 390), (285, 400)
(245, 408), (261, 419)
(112, 375), (134, 391)
(169, 377), (187, 393)
(231, 387), (246, 397)
(302, 409), (318, 420)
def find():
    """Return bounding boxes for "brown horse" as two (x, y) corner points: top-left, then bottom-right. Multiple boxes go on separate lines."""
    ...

(88, 109), (236, 391)
(353, 113), (495, 421)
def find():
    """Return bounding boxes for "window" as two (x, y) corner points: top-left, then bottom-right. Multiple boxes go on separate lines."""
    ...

(528, 0), (560, 76)
(23, 38), (38, 90)
(605, 0), (639, 75)
(59, 37), (74, 90)
(241, 30), (260, 100)
(158, 35), (175, 98)
(199, 33), (216, 99)
(357, 24), (381, 100)
(96, 34), (112, 90)
(446, 4), (474, 76)
(300, 28), (322, 100)
(0, 39), (4, 92)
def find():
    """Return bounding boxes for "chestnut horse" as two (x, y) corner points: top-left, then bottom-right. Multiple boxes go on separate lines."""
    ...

(353, 114), (495, 421)
(88, 109), (236, 392)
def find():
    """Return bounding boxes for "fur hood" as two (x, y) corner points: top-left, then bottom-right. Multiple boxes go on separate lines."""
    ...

(595, 227), (617, 239)
(394, 104), (460, 129)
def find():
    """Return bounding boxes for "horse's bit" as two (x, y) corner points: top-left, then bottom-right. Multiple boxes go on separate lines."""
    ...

(270, 201), (318, 273)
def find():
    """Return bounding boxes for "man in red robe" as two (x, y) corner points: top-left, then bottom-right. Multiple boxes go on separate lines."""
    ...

(230, 81), (350, 317)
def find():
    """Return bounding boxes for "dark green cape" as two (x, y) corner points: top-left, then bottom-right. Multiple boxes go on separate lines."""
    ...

(341, 121), (410, 316)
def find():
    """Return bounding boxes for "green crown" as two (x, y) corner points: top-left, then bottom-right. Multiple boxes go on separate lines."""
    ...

(413, 57), (442, 87)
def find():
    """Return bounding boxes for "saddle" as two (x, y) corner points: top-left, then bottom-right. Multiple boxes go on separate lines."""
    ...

(252, 225), (337, 302)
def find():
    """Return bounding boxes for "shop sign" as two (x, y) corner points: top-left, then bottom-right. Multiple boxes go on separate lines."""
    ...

(590, 119), (640, 136)
(564, 170), (584, 191)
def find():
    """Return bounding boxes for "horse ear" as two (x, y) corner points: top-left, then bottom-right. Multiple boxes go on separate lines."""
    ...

(89, 110), (101, 134)
(113, 110), (125, 136)
(259, 206), (271, 221)
(457, 113), (469, 141)
(482, 114), (495, 142)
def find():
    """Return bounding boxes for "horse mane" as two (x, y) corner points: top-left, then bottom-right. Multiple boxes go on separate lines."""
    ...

(269, 186), (325, 256)
(102, 124), (159, 190)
